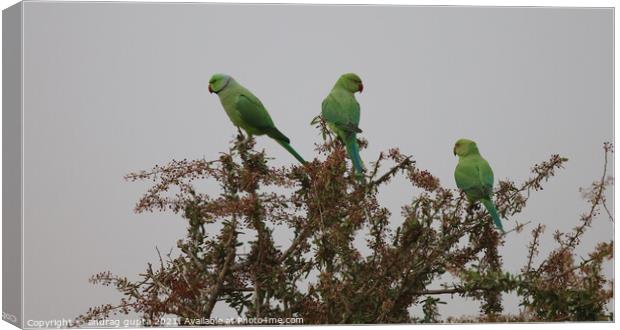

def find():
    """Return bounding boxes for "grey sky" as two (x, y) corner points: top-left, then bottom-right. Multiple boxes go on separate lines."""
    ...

(20, 2), (613, 323)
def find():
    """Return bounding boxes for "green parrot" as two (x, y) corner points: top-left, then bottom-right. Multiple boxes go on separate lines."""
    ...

(208, 74), (306, 164)
(321, 73), (365, 175)
(453, 139), (505, 233)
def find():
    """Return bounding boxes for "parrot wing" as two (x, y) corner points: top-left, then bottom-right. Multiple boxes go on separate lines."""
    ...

(349, 98), (361, 127)
(477, 158), (495, 194)
(235, 93), (290, 143)
(455, 158), (492, 199)
(322, 94), (361, 135)
(235, 94), (275, 129)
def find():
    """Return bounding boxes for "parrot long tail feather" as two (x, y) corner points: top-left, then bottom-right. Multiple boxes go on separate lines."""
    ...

(266, 127), (291, 144)
(275, 140), (307, 165)
(345, 136), (365, 176)
(481, 198), (505, 234)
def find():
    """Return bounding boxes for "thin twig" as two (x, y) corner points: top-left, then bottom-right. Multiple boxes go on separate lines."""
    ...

(204, 218), (238, 318)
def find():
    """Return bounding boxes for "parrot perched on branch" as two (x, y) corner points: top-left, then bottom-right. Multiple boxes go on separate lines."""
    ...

(453, 139), (505, 234)
(208, 73), (306, 164)
(321, 73), (365, 175)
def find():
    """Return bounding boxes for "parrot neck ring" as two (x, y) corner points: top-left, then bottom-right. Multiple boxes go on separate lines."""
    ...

(210, 76), (231, 94)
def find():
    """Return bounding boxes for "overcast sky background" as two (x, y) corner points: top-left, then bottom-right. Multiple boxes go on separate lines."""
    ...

(21, 2), (613, 323)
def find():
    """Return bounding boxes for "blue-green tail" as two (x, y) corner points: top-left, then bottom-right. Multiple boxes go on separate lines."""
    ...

(345, 136), (365, 175)
(276, 140), (307, 165)
(481, 198), (505, 234)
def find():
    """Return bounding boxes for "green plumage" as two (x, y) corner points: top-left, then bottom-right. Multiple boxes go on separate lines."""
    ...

(453, 139), (505, 233)
(208, 74), (306, 164)
(321, 73), (365, 175)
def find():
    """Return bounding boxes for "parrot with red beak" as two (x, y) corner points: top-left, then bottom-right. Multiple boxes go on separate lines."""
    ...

(321, 73), (365, 176)
(208, 73), (306, 164)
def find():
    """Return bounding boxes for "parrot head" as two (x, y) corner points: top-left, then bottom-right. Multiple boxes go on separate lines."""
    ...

(453, 139), (480, 157)
(208, 74), (232, 94)
(337, 73), (364, 93)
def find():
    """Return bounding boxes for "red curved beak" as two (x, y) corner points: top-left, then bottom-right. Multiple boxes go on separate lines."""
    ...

(359, 83), (364, 93)
(208, 84), (213, 94)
